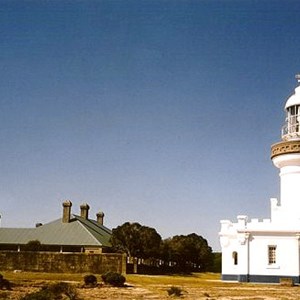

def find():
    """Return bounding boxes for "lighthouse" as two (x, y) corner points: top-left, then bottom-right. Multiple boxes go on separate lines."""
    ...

(271, 76), (300, 221)
(220, 76), (300, 284)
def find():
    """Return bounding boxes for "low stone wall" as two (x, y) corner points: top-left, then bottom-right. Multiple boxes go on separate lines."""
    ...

(0, 251), (126, 274)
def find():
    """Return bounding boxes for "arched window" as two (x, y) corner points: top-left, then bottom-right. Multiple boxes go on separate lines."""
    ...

(232, 251), (238, 265)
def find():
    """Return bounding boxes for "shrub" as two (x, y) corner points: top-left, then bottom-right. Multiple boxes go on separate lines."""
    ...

(20, 282), (79, 300)
(25, 240), (42, 251)
(83, 274), (97, 287)
(47, 282), (79, 299)
(0, 274), (11, 290)
(101, 271), (126, 287)
(21, 289), (53, 300)
(167, 286), (183, 297)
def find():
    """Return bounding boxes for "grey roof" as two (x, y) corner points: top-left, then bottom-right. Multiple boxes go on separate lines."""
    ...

(0, 214), (112, 247)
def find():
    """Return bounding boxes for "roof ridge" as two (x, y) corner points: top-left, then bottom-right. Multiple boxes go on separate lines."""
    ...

(74, 215), (104, 246)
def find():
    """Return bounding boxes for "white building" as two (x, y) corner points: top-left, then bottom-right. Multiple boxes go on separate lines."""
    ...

(220, 76), (300, 283)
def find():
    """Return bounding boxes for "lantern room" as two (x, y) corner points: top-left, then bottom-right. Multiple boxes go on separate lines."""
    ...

(282, 75), (300, 141)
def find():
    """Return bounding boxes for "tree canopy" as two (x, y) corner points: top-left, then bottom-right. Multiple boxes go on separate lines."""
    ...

(111, 222), (213, 272)
(161, 233), (213, 271)
(111, 222), (162, 259)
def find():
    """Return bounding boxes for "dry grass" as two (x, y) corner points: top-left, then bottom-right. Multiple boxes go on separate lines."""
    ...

(2, 271), (84, 282)
(126, 273), (300, 299)
(126, 272), (220, 285)
(1, 272), (300, 299)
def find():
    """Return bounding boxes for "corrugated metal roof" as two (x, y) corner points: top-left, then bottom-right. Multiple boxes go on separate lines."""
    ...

(0, 228), (37, 244)
(73, 215), (112, 247)
(0, 215), (112, 247)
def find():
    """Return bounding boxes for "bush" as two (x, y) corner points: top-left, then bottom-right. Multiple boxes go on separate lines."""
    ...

(47, 282), (79, 299)
(21, 289), (54, 300)
(167, 286), (183, 297)
(20, 282), (79, 300)
(0, 274), (11, 290)
(83, 274), (97, 287)
(24, 240), (42, 251)
(101, 271), (126, 287)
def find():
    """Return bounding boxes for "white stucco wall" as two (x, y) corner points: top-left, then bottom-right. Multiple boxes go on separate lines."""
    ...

(249, 234), (299, 277)
(220, 216), (300, 280)
(220, 236), (240, 276)
(220, 218), (249, 277)
(272, 154), (300, 219)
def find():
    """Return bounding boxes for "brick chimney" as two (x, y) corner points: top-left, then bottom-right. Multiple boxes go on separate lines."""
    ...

(96, 211), (105, 225)
(62, 200), (72, 223)
(80, 203), (90, 219)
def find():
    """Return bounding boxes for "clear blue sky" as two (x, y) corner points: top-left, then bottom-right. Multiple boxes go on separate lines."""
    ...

(1, 0), (300, 251)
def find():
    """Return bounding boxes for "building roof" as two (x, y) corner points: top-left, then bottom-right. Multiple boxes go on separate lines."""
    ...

(0, 214), (112, 247)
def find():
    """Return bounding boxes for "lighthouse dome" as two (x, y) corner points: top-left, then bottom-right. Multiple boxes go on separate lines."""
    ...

(285, 84), (300, 109)
(282, 76), (300, 141)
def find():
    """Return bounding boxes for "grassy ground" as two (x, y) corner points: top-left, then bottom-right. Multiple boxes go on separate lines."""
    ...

(1, 272), (300, 299)
(2, 271), (84, 282)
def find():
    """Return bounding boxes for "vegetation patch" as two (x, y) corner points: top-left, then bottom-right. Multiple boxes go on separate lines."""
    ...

(0, 274), (12, 290)
(111, 222), (214, 274)
(101, 272), (126, 287)
(167, 286), (183, 297)
(83, 274), (97, 287)
(20, 282), (80, 300)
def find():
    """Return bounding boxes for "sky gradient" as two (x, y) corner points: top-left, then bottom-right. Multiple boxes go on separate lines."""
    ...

(1, 0), (300, 251)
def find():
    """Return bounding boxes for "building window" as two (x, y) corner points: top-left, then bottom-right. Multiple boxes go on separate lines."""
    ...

(268, 245), (277, 264)
(232, 251), (238, 265)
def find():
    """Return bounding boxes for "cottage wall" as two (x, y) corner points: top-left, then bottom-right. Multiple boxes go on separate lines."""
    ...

(0, 252), (126, 275)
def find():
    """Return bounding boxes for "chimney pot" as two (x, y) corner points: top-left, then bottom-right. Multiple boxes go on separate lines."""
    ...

(96, 211), (105, 225)
(80, 203), (90, 219)
(62, 200), (72, 223)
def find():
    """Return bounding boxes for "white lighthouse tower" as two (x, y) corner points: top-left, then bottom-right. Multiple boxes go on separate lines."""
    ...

(220, 76), (300, 284)
(271, 75), (300, 222)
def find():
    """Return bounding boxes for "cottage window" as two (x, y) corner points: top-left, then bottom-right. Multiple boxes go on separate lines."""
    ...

(268, 245), (276, 264)
(232, 251), (238, 265)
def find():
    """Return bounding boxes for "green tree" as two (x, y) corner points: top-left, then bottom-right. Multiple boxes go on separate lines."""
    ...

(162, 233), (213, 272)
(25, 240), (42, 251)
(210, 252), (221, 273)
(111, 222), (162, 260)
(139, 226), (162, 259)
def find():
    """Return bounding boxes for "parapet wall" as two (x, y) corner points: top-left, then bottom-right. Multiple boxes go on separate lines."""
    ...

(0, 252), (126, 274)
